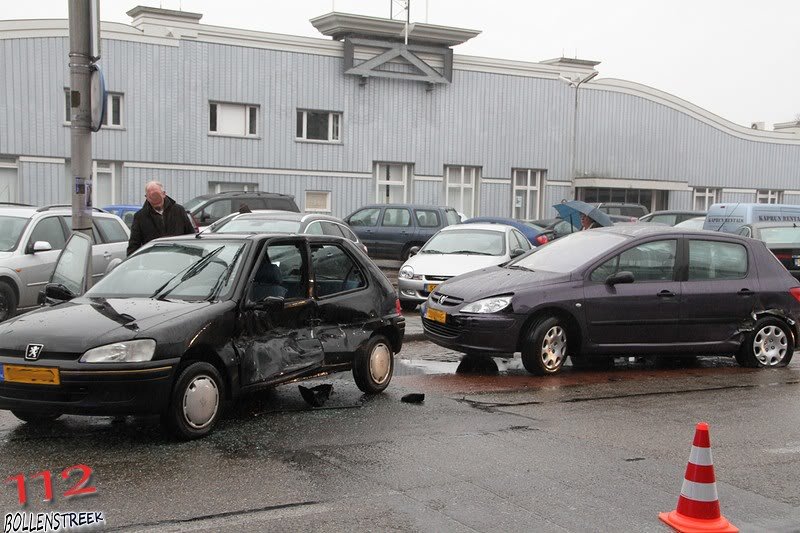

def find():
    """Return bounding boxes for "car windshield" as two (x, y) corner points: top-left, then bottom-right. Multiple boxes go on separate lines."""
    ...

(421, 229), (505, 256)
(508, 231), (628, 273)
(445, 209), (460, 225)
(86, 241), (248, 300)
(0, 215), (29, 252)
(212, 217), (302, 234)
(759, 226), (800, 244)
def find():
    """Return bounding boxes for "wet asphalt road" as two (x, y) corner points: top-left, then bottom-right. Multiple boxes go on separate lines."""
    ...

(2, 341), (800, 532)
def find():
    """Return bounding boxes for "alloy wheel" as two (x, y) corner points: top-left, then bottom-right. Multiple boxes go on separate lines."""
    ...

(540, 325), (567, 371)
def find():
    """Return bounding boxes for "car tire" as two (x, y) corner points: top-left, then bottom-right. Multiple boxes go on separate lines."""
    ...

(401, 243), (421, 262)
(521, 317), (569, 375)
(0, 281), (17, 323)
(735, 317), (794, 368)
(11, 410), (61, 423)
(353, 334), (394, 394)
(400, 301), (418, 312)
(162, 361), (225, 440)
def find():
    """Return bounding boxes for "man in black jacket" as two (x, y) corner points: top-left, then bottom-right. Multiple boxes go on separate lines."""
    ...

(127, 181), (195, 255)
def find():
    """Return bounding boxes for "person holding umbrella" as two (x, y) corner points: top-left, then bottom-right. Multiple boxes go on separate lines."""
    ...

(580, 212), (601, 230)
(553, 200), (613, 232)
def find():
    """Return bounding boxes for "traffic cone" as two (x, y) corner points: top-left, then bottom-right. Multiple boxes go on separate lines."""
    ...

(659, 422), (738, 532)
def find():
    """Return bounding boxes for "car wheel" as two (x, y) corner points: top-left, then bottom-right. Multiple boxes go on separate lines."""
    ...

(400, 301), (418, 312)
(0, 281), (17, 322)
(735, 317), (794, 368)
(162, 361), (225, 440)
(521, 317), (569, 375)
(401, 243), (421, 262)
(353, 334), (394, 394)
(11, 411), (61, 423)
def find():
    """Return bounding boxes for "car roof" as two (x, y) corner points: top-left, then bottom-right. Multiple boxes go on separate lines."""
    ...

(191, 191), (295, 200)
(593, 223), (739, 239)
(103, 204), (140, 210)
(357, 204), (453, 210)
(0, 205), (118, 218)
(643, 210), (707, 216)
(440, 223), (509, 233)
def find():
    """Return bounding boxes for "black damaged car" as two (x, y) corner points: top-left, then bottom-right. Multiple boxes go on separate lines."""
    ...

(0, 231), (404, 439)
(422, 225), (800, 374)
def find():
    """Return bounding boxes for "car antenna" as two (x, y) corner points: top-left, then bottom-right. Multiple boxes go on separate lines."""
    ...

(715, 202), (740, 232)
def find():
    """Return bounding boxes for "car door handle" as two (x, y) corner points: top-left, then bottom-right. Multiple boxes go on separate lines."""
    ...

(103, 252), (112, 259)
(737, 289), (754, 296)
(657, 290), (675, 298)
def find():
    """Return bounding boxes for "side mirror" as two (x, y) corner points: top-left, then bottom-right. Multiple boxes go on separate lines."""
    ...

(606, 270), (635, 285)
(28, 241), (53, 254)
(200, 213), (210, 223)
(510, 248), (526, 258)
(105, 258), (122, 275)
(39, 283), (77, 305)
(252, 296), (285, 312)
(408, 246), (420, 257)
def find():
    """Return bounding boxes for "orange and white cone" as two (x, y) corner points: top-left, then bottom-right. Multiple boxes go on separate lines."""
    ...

(659, 422), (738, 532)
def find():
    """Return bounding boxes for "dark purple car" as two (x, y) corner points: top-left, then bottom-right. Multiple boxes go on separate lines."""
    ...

(422, 225), (800, 374)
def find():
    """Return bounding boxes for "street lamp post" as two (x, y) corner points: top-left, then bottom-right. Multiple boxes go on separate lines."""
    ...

(566, 71), (598, 200)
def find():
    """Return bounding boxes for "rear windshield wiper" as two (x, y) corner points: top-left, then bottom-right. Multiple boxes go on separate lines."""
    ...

(506, 264), (534, 271)
(449, 250), (494, 255)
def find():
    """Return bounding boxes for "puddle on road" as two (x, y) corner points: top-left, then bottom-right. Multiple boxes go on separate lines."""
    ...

(394, 354), (742, 377)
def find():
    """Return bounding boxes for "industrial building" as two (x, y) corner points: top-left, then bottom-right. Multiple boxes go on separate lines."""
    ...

(1, 5), (799, 218)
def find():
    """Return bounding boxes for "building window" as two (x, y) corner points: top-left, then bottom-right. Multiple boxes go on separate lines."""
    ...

(757, 189), (783, 204)
(209, 102), (259, 137)
(375, 162), (411, 203)
(445, 165), (480, 218)
(65, 90), (123, 127)
(512, 169), (545, 220)
(693, 187), (720, 211)
(305, 191), (331, 212)
(296, 110), (341, 142)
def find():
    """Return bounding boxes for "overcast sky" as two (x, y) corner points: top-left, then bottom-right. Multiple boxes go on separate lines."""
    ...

(4, 0), (799, 128)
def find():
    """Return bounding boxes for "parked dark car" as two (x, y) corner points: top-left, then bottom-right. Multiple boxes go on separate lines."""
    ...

(736, 222), (800, 280)
(206, 211), (367, 253)
(462, 217), (549, 246)
(639, 210), (706, 226)
(596, 202), (649, 218)
(344, 204), (460, 260)
(183, 191), (300, 229)
(0, 231), (404, 439)
(422, 225), (800, 374)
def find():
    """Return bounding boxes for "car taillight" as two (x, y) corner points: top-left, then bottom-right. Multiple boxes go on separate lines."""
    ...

(790, 287), (800, 303)
(535, 234), (548, 245)
(395, 299), (402, 315)
(773, 252), (792, 260)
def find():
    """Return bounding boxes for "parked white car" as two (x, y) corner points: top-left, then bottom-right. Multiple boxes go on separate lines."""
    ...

(397, 223), (532, 311)
(0, 204), (130, 321)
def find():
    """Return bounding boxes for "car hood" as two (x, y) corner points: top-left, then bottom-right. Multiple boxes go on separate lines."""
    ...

(436, 266), (570, 301)
(404, 253), (507, 277)
(0, 251), (13, 260)
(0, 298), (212, 354)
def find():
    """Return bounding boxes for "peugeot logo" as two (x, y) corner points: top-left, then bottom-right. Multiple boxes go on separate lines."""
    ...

(25, 344), (44, 361)
(438, 295), (448, 305)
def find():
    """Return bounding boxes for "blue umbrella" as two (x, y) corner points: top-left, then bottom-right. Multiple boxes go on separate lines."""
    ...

(553, 200), (614, 229)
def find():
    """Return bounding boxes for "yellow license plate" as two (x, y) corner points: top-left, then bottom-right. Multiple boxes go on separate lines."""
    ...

(425, 308), (447, 324)
(3, 365), (60, 386)
(425, 283), (439, 293)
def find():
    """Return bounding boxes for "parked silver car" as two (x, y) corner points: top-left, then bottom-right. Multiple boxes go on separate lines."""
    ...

(397, 223), (532, 311)
(0, 204), (130, 321)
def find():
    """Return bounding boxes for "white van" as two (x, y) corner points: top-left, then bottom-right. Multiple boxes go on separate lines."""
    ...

(703, 203), (800, 233)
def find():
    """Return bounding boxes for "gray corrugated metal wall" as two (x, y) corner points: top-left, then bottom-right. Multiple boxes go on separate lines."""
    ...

(3, 32), (800, 215)
(19, 161), (67, 205)
(668, 190), (692, 210)
(720, 191), (757, 204)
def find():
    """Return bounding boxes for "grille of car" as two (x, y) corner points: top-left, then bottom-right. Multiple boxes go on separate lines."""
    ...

(429, 291), (463, 306)
(425, 275), (452, 282)
(422, 317), (461, 338)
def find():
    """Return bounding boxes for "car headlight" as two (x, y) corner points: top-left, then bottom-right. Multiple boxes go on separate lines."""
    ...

(461, 296), (513, 314)
(80, 339), (156, 363)
(399, 265), (414, 279)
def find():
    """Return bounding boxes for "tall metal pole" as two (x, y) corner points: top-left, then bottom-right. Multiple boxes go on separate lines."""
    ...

(569, 71), (598, 200)
(68, 0), (93, 240)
